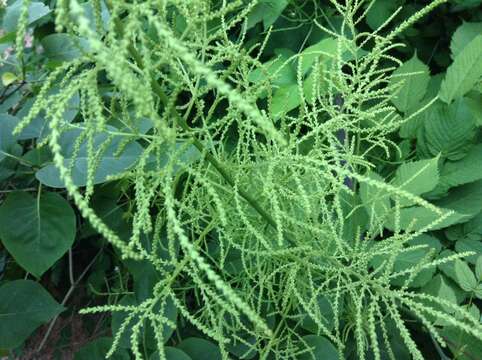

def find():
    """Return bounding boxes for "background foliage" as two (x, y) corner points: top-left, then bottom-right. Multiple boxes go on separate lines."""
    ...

(0, 0), (481, 359)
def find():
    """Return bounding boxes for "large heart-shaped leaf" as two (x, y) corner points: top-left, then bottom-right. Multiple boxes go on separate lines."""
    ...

(36, 126), (143, 188)
(0, 192), (76, 277)
(0, 280), (64, 349)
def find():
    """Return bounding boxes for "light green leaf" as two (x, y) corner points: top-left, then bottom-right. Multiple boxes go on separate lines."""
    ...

(450, 22), (482, 59)
(454, 259), (477, 291)
(0, 192), (76, 277)
(299, 38), (339, 75)
(0, 280), (64, 349)
(392, 157), (439, 207)
(422, 274), (458, 314)
(390, 53), (430, 113)
(247, 0), (290, 30)
(36, 127), (143, 188)
(437, 144), (482, 191)
(475, 284), (482, 300)
(360, 172), (391, 224)
(1, 72), (17, 86)
(386, 206), (466, 232)
(271, 84), (300, 118)
(439, 34), (482, 103)
(455, 239), (482, 265)
(248, 51), (296, 86)
(366, 0), (403, 30)
(177, 338), (222, 360)
(419, 98), (476, 160)
(298, 335), (339, 360)
(475, 256), (482, 282)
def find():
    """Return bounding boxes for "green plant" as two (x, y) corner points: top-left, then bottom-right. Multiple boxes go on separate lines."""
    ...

(1, 0), (482, 359)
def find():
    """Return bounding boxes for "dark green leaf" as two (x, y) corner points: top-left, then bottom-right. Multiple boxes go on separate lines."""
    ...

(0, 192), (76, 277)
(177, 338), (222, 360)
(298, 335), (339, 360)
(0, 280), (64, 349)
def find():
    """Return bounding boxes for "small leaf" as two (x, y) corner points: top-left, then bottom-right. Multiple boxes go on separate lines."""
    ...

(439, 34), (482, 103)
(0, 192), (76, 277)
(391, 157), (439, 207)
(0, 280), (64, 349)
(390, 53), (430, 113)
(454, 259), (477, 292)
(1, 72), (17, 86)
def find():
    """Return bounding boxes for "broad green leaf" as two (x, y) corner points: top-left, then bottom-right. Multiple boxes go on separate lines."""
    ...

(437, 144), (482, 191)
(434, 180), (482, 221)
(441, 326), (482, 360)
(36, 127), (143, 188)
(15, 90), (80, 140)
(456, 239), (482, 265)
(454, 259), (477, 291)
(0, 114), (19, 162)
(439, 34), (482, 103)
(298, 335), (339, 360)
(271, 84), (300, 118)
(301, 295), (335, 333)
(366, 0), (403, 30)
(391, 235), (441, 288)
(177, 338), (222, 360)
(419, 98), (476, 160)
(150, 347), (192, 360)
(41, 34), (90, 62)
(299, 38), (338, 75)
(450, 22), (482, 59)
(399, 74), (443, 139)
(247, 0), (290, 30)
(422, 274), (458, 317)
(475, 284), (482, 300)
(0, 280), (64, 349)
(386, 206), (465, 232)
(248, 51), (296, 86)
(391, 157), (439, 207)
(476, 256), (482, 281)
(390, 53), (430, 113)
(2, 1), (51, 33)
(360, 172), (391, 224)
(0, 192), (76, 277)
(75, 338), (130, 360)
